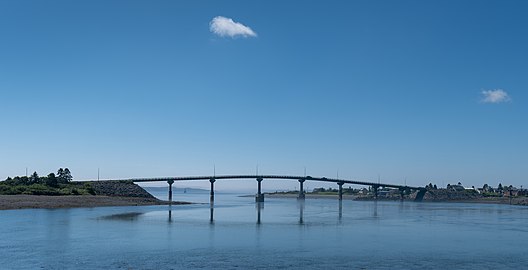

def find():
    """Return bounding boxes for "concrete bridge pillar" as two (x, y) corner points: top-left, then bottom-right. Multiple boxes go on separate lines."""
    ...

(298, 179), (305, 200)
(399, 188), (405, 201)
(167, 179), (175, 203)
(337, 182), (344, 200)
(372, 185), (379, 200)
(256, 177), (264, 202)
(209, 178), (216, 203)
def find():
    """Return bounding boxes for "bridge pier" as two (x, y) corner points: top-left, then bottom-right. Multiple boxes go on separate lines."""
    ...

(337, 182), (344, 200)
(209, 177), (216, 203)
(399, 188), (405, 201)
(298, 179), (305, 200)
(256, 177), (264, 202)
(372, 185), (379, 200)
(167, 179), (174, 204)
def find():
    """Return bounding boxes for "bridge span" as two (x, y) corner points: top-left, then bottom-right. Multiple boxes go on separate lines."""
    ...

(93, 175), (428, 203)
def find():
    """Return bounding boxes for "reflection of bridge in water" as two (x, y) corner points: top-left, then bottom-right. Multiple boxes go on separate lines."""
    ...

(170, 199), (384, 225)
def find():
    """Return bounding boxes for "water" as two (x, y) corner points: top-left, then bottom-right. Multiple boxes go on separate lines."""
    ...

(1, 190), (528, 269)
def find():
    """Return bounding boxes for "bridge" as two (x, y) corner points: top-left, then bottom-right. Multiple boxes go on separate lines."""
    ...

(95, 175), (428, 203)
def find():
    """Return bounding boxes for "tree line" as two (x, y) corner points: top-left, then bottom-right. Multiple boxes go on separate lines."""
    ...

(4, 168), (73, 188)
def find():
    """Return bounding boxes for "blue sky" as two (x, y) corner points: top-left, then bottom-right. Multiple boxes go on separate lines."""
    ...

(1, 0), (527, 191)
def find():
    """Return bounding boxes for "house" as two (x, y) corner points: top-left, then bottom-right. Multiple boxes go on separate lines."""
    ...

(447, 184), (465, 192)
(465, 186), (480, 194)
(504, 187), (519, 197)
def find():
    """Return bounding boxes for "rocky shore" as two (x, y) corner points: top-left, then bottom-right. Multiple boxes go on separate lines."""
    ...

(0, 181), (189, 210)
(0, 195), (168, 210)
(422, 189), (528, 206)
(90, 180), (156, 198)
(265, 190), (528, 206)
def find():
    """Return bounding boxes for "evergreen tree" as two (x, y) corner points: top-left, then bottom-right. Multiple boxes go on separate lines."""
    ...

(46, 173), (58, 187)
(57, 168), (65, 183)
(57, 168), (73, 184)
(30, 172), (39, 184)
(63, 168), (72, 182)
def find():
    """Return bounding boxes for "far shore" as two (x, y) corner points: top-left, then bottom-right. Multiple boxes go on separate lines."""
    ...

(261, 193), (528, 206)
(0, 195), (190, 210)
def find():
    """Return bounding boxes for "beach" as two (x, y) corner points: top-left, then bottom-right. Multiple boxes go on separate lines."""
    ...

(0, 195), (188, 210)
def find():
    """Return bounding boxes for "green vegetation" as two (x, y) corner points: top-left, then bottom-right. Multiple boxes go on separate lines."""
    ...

(268, 191), (298, 195)
(311, 187), (359, 195)
(0, 168), (95, 196)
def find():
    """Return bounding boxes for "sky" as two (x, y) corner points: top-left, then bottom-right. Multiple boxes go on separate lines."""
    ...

(1, 0), (527, 191)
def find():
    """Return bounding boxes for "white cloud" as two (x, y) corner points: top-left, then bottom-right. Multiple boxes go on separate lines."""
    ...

(480, 89), (511, 103)
(209, 16), (257, 38)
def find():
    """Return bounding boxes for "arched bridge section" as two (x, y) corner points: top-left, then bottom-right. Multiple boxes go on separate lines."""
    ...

(97, 175), (427, 203)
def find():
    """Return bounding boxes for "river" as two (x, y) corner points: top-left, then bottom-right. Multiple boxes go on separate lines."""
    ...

(1, 187), (527, 269)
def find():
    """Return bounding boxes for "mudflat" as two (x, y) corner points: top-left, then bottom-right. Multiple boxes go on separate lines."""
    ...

(0, 195), (186, 210)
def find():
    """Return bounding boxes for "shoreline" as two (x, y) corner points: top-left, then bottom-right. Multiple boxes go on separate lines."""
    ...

(0, 195), (189, 210)
(262, 193), (528, 206)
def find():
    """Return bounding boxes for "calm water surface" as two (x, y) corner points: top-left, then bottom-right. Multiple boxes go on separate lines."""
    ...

(1, 188), (527, 269)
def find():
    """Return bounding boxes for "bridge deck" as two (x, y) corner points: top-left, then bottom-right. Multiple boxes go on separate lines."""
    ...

(79, 175), (424, 191)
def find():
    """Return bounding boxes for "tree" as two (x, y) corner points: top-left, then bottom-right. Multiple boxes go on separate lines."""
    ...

(46, 173), (58, 187)
(30, 172), (39, 184)
(57, 168), (73, 184)
(63, 168), (72, 182)
(12, 176), (29, 185)
(57, 168), (65, 184)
